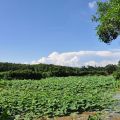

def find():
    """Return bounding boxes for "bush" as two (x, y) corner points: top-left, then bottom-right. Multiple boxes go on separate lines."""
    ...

(105, 64), (117, 75)
(0, 70), (43, 80)
(113, 70), (120, 80)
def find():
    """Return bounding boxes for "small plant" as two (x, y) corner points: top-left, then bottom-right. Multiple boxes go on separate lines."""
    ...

(88, 114), (101, 120)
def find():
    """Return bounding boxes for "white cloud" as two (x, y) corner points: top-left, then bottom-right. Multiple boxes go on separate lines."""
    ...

(31, 50), (120, 67)
(84, 60), (118, 67)
(88, 1), (97, 9)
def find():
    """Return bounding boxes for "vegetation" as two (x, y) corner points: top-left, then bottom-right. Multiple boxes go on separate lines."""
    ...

(113, 70), (120, 80)
(93, 0), (120, 43)
(113, 61), (120, 80)
(0, 62), (118, 80)
(0, 76), (119, 119)
(88, 114), (101, 120)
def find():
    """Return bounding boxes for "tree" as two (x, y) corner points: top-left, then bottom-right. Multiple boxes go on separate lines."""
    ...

(118, 60), (120, 67)
(105, 64), (117, 74)
(93, 0), (120, 43)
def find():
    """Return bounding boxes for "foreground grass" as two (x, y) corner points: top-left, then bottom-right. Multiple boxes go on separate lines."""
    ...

(0, 76), (120, 120)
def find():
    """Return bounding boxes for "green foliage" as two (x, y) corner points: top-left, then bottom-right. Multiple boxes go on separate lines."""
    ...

(113, 69), (120, 80)
(0, 108), (14, 120)
(0, 70), (43, 80)
(105, 64), (117, 75)
(0, 62), (118, 80)
(88, 114), (101, 120)
(93, 0), (120, 43)
(113, 61), (120, 80)
(0, 76), (119, 119)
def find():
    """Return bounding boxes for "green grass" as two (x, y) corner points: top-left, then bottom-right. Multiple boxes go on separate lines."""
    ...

(0, 76), (120, 120)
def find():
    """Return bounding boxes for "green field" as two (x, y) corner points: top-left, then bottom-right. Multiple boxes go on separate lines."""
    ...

(0, 76), (120, 120)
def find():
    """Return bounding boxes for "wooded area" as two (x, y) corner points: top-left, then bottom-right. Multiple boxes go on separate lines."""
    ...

(0, 62), (118, 80)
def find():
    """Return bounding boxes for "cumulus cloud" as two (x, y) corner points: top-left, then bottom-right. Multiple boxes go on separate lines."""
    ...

(88, 1), (97, 9)
(31, 50), (120, 67)
(84, 60), (118, 67)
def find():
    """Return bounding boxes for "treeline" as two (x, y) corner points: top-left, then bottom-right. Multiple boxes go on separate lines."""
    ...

(0, 62), (118, 80)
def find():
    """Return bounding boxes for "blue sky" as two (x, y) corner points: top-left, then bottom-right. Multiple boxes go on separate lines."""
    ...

(0, 0), (120, 66)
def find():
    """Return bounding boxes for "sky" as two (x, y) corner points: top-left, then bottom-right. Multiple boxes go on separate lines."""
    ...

(0, 0), (120, 67)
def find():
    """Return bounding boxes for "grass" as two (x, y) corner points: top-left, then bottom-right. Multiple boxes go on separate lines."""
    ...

(0, 76), (120, 120)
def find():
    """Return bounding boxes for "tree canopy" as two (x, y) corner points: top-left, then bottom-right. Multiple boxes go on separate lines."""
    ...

(0, 62), (118, 80)
(93, 0), (120, 43)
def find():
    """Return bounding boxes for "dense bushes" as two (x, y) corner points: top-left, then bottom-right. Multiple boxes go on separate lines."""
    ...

(0, 70), (108, 80)
(105, 64), (117, 75)
(113, 62), (120, 80)
(0, 70), (43, 80)
(0, 62), (118, 80)
(113, 70), (120, 80)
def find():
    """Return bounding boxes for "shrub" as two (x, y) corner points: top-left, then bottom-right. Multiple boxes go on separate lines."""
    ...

(105, 64), (117, 75)
(0, 70), (43, 80)
(113, 70), (120, 80)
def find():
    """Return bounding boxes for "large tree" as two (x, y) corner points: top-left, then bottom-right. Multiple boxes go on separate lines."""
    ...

(93, 0), (120, 43)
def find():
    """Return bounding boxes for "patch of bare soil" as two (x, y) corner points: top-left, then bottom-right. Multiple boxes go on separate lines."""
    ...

(36, 111), (120, 120)
(36, 112), (96, 120)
